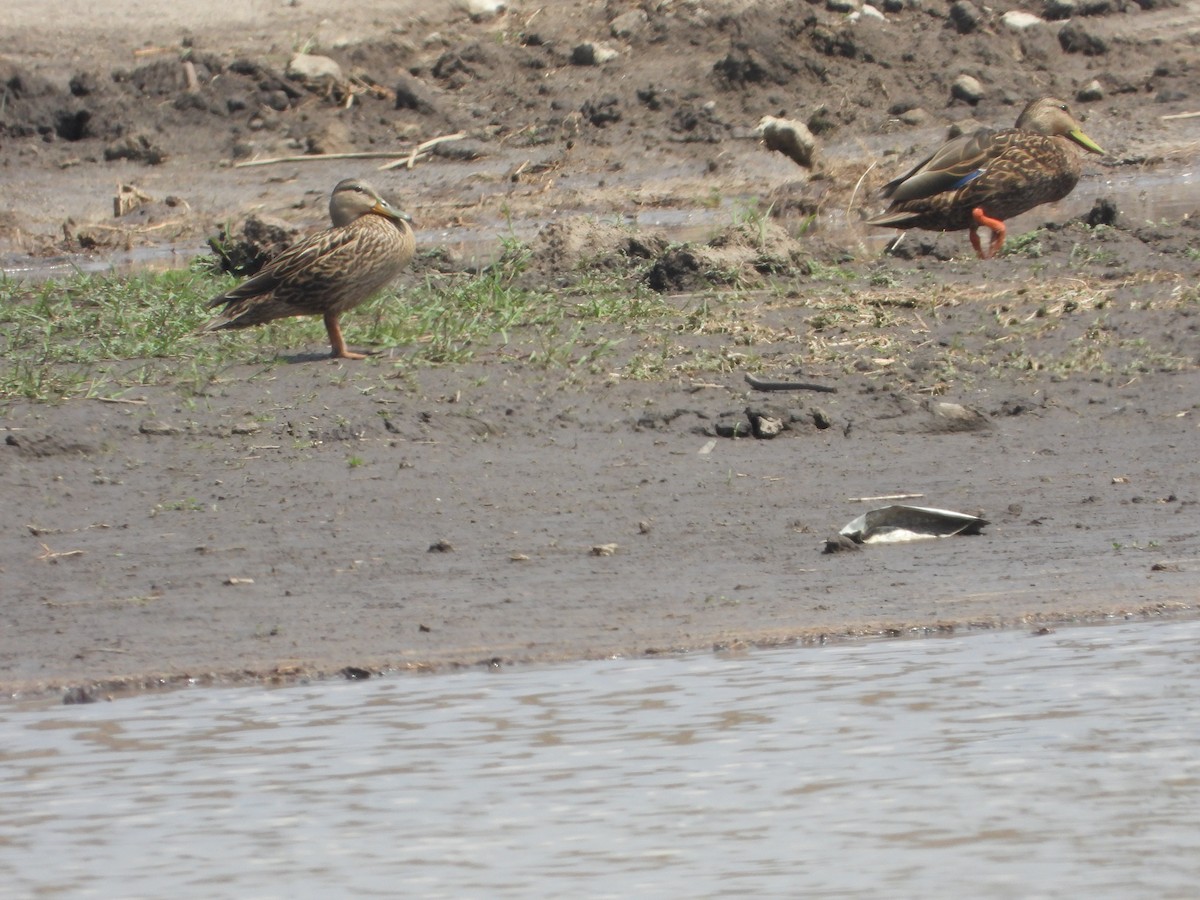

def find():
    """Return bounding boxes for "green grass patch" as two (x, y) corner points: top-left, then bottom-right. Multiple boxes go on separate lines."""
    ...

(0, 247), (691, 401)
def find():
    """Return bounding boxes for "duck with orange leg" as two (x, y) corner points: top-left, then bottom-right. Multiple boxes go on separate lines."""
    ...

(867, 97), (1105, 259)
(205, 178), (416, 360)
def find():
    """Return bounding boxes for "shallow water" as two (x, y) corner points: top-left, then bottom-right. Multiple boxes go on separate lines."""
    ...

(3, 617), (1199, 898)
(3, 159), (1196, 280)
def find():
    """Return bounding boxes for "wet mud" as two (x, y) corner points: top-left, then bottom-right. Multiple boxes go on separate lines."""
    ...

(2, 0), (1199, 699)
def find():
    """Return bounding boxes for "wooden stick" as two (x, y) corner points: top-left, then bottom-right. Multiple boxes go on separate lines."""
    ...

(234, 133), (468, 170)
(1160, 111), (1200, 121)
(234, 151), (418, 168)
(378, 132), (467, 170)
(744, 373), (837, 393)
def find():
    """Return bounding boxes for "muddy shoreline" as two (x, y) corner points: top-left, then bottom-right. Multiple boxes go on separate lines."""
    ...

(3, 1), (1200, 700)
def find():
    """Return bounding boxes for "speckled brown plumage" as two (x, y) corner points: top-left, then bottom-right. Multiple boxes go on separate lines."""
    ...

(206, 178), (415, 359)
(867, 98), (1105, 259)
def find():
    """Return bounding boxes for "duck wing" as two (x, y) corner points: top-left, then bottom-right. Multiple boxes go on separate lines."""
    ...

(881, 127), (1009, 204)
(207, 227), (361, 309)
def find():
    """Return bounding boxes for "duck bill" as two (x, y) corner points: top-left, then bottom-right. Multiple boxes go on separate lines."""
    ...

(1068, 129), (1105, 155)
(372, 199), (414, 225)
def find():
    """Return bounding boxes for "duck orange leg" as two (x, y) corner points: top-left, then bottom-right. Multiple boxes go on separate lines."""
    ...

(971, 207), (1006, 259)
(324, 311), (367, 360)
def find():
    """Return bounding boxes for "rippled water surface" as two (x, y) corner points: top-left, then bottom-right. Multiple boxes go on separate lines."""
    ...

(3, 617), (1200, 898)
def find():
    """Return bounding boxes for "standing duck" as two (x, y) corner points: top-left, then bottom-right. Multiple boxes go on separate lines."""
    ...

(205, 178), (416, 359)
(866, 98), (1105, 259)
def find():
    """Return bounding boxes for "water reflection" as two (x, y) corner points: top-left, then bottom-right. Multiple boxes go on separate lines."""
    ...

(2, 617), (1199, 898)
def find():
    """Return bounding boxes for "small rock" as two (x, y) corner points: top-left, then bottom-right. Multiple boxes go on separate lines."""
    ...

(823, 534), (862, 553)
(394, 74), (437, 113)
(590, 543), (619, 556)
(827, 0), (861, 11)
(1059, 21), (1109, 55)
(899, 107), (932, 127)
(1076, 79), (1105, 102)
(610, 9), (649, 39)
(571, 42), (620, 66)
(951, 74), (986, 104)
(948, 1), (984, 34)
(462, 0), (506, 21)
(1001, 10), (1044, 29)
(231, 422), (261, 435)
(340, 666), (372, 680)
(859, 4), (887, 20)
(752, 414), (785, 438)
(286, 53), (344, 87)
(428, 539), (455, 553)
(746, 405), (790, 439)
(757, 115), (818, 169)
(104, 134), (167, 165)
(927, 401), (990, 431)
(1043, 0), (1076, 19)
(715, 420), (753, 438)
(139, 420), (180, 436)
(63, 686), (98, 704)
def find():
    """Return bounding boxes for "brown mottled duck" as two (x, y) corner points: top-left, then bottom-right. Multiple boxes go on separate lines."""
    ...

(867, 98), (1104, 259)
(205, 178), (415, 359)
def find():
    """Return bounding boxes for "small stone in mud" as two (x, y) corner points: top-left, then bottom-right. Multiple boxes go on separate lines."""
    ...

(286, 53), (344, 88)
(1058, 21), (1108, 56)
(231, 422), (261, 435)
(746, 405), (789, 439)
(823, 534), (861, 553)
(948, 1), (984, 34)
(103, 134), (167, 165)
(715, 420), (752, 439)
(428, 539), (455, 553)
(610, 10), (649, 39)
(757, 115), (817, 169)
(464, 0), (506, 21)
(951, 74), (985, 105)
(811, 408), (833, 430)
(571, 43), (620, 66)
(1076, 80), (1104, 103)
(1001, 11), (1044, 30)
(340, 666), (371, 680)
(590, 543), (619, 556)
(63, 686), (98, 704)
(139, 420), (180, 436)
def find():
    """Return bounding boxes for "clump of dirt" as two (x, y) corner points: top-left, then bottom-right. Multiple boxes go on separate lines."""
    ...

(206, 215), (302, 276)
